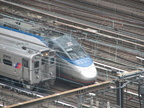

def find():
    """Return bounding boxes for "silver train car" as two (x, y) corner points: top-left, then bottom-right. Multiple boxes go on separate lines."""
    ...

(0, 18), (97, 85)
(47, 35), (97, 85)
(0, 37), (56, 89)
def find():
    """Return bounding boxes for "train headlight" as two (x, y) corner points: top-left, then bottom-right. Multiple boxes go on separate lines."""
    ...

(41, 54), (44, 56)
(41, 53), (49, 56)
(45, 53), (48, 56)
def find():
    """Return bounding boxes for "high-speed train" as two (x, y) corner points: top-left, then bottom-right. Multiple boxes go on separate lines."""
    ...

(0, 17), (97, 85)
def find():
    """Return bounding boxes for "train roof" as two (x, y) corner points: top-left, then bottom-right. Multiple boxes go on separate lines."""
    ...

(0, 37), (51, 58)
(0, 16), (81, 50)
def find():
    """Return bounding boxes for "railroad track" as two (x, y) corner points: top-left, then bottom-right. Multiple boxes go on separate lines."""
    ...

(0, 79), (114, 108)
(1, 0), (144, 107)
(0, 79), (80, 107)
(6, 0), (144, 25)
(0, 82), (38, 107)
(82, 39), (141, 66)
(0, 0), (143, 38)
(4, 0), (144, 35)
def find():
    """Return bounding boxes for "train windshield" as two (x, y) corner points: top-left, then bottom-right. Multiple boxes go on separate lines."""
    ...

(55, 36), (79, 49)
(55, 36), (87, 59)
(66, 46), (86, 59)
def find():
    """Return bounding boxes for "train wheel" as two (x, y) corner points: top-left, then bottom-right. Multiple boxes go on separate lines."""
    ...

(49, 79), (55, 86)
(35, 86), (40, 92)
(43, 81), (50, 89)
(22, 83), (34, 90)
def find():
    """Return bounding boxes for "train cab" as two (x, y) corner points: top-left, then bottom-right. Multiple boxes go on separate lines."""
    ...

(48, 35), (97, 85)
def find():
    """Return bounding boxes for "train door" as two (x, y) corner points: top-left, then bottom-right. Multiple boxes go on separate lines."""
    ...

(41, 51), (56, 87)
(47, 55), (56, 85)
(49, 56), (56, 76)
(22, 59), (30, 82)
(32, 55), (41, 84)
(42, 55), (56, 79)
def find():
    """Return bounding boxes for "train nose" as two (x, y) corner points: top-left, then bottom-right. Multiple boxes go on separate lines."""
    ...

(79, 64), (97, 78)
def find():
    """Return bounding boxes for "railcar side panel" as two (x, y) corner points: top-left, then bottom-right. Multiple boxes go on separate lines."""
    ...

(0, 50), (23, 81)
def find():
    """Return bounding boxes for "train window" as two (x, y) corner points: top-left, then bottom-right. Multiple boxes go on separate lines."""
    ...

(50, 58), (55, 64)
(57, 51), (69, 59)
(3, 59), (12, 66)
(34, 61), (39, 68)
(42, 59), (45, 65)
(23, 59), (28, 68)
(55, 48), (69, 59)
(77, 48), (86, 57)
(55, 36), (79, 49)
(49, 51), (55, 56)
(66, 46), (86, 59)
(42, 57), (48, 65)
(68, 51), (77, 59)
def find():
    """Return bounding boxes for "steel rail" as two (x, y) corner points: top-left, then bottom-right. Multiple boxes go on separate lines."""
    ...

(55, 21), (144, 48)
(5, 81), (111, 108)
(1, 0), (144, 44)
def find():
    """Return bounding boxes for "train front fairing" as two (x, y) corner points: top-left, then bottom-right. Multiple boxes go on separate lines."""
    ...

(48, 35), (97, 85)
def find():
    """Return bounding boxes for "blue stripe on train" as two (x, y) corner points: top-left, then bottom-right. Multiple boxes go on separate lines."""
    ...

(0, 25), (47, 45)
(61, 55), (93, 67)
